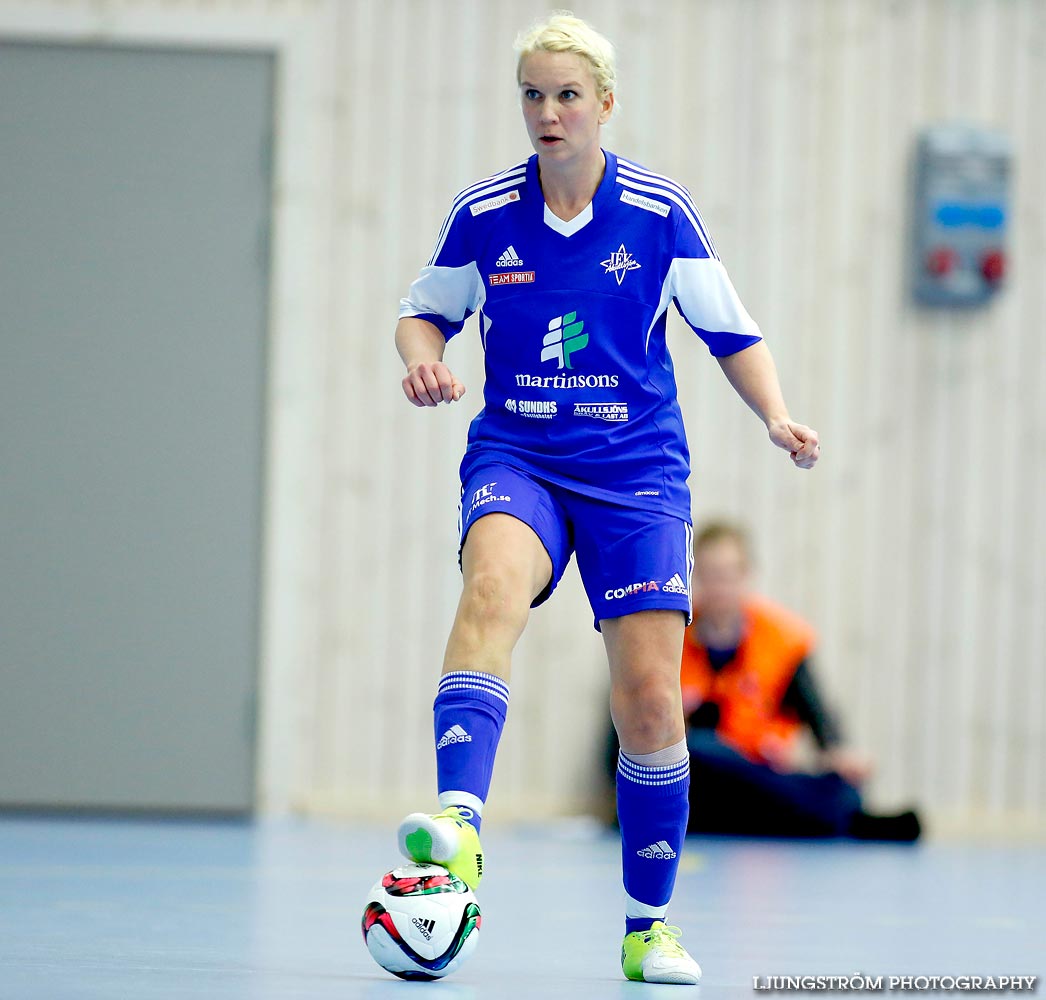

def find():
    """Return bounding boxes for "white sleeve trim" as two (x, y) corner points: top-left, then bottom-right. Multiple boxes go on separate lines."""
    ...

(399, 262), (485, 325)
(669, 257), (761, 340)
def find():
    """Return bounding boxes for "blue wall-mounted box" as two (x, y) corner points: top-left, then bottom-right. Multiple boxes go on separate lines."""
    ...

(912, 124), (1011, 307)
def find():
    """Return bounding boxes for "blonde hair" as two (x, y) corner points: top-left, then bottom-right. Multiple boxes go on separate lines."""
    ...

(514, 10), (617, 101)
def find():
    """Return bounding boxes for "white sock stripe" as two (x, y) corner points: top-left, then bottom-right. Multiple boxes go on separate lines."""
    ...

(617, 758), (690, 786)
(618, 753), (690, 771)
(438, 676), (510, 697)
(615, 769), (690, 786)
(437, 684), (510, 707)
(437, 682), (510, 707)
(439, 670), (510, 689)
(439, 671), (510, 696)
(617, 761), (690, 781)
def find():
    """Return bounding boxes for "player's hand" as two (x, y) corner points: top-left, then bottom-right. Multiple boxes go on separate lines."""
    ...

(767, 418), (820, 469)
(820, 747), (874, 786)
(402, 361), (466, 407)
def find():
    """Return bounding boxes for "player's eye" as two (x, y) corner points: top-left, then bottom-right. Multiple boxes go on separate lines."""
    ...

(524, 89), (541, 101)
(561, 90), (578, 100)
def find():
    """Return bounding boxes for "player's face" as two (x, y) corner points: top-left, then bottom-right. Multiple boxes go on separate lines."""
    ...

(518, 51), (613, 163)
(692, 540), (749, 619)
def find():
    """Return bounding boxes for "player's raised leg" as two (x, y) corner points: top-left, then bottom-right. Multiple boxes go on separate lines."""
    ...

(398, 510), (554, 889)
(604, 609), (701, 986)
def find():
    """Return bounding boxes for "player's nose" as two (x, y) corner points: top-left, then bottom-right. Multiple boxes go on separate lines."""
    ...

(538, 99), (558, 123)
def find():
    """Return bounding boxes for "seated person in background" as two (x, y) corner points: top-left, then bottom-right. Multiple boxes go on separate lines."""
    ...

(604, 521), (922, 841)
(680, 521), (921, 841)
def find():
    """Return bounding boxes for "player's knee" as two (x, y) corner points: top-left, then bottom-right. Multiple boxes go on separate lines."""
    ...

(612, 681), (682, 753)
(459, 567), (530, 634)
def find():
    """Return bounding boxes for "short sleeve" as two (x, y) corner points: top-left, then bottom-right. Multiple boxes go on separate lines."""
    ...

(669, 210), (762, 357)
(398, 198), (485, 341)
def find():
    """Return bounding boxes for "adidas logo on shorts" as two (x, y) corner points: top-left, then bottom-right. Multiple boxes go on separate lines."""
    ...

(663, 573), (688, 595)
(411, 916), (436, 940)
(436, 724), (473, 749)
(637, 840), (678, 860)
(495, 245), (524, 267)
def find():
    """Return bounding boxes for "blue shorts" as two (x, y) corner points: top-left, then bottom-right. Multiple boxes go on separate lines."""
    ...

(458, 463), (694, 631)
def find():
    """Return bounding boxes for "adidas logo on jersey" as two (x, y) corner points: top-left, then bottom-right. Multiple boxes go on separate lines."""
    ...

(496, 245), (524, 267)
(637, 840), (678, 860)
(411, 916), (436, 940)
(663, 573), (688, 594)
(437, 724), (473, 749)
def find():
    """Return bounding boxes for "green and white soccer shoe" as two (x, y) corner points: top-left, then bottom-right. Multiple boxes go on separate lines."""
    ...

(621, 921), (702, 985)
(397, 806), (484, 891)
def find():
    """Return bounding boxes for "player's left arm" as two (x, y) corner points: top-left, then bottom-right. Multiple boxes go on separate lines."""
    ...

(664, 203), (820, 471)
(717, 341), (820, 470)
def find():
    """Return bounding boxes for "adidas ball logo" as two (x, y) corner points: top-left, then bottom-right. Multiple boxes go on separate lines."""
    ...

(662, 573), (688, 595)
(637, 840), (678, 860)
(436, 724), (473, 749)
(411, 916), (436, 941)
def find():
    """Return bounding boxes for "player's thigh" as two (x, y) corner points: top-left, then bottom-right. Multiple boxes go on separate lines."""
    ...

(460, 513), (553, 606)
(602, 608), (687, 685)
(458, 466), (571, 607)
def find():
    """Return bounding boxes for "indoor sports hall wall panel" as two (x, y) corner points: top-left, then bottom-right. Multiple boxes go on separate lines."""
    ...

(4, 0), (1042, 835)
(312, 0), (1046, 834)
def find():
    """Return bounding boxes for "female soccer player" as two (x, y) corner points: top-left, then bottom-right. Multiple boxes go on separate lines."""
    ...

(393, 12), (819, 985)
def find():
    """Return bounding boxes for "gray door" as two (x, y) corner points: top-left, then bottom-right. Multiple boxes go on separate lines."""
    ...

(0, 43), (273, 812)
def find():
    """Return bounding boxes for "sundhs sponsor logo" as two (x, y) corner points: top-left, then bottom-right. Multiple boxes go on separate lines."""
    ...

(505, 399), (557, 419)
(411, 917), (436, 941)
(437, 724), (472, 749)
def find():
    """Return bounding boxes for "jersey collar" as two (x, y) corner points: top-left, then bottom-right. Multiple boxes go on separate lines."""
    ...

(527, 149), (618, 238)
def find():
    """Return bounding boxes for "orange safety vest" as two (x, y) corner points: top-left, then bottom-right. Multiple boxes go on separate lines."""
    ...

(681, 595), (816, 764)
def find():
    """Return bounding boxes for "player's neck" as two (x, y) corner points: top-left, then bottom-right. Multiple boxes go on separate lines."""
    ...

(538, 147), (606, 222)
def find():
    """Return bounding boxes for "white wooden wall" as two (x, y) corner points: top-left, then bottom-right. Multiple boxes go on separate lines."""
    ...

(4, 0), (1044, 834)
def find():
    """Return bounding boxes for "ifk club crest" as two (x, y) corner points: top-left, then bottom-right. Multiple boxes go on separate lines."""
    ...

(600, 243), (641, 286)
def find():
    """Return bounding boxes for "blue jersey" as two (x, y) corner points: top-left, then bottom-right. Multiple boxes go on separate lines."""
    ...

(399, 150), (762, 518)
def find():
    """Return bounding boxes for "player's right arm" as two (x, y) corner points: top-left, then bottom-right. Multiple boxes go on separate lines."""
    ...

(396, 316), (466, 407)
(398, 180), (488, 408)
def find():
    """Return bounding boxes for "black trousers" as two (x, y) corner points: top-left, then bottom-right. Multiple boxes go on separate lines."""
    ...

(685, 730), (863, 837)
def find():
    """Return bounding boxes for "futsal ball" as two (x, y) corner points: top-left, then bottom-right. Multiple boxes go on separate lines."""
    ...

(362, 862), (481, 980)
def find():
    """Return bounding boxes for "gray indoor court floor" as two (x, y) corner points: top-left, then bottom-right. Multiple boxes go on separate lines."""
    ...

(0, 815), (1041, 1000)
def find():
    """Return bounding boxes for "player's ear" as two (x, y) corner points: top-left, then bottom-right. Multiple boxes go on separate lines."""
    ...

(599, 90), (614, 124)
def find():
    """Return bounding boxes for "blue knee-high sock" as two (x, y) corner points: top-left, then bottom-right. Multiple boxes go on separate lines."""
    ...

(617, 743), (690, 934)
(433, 671), (509, 833)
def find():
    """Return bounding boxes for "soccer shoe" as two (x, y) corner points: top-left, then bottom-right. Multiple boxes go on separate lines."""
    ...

(621, 921), (702, 985)
(397, 806), (484, 890)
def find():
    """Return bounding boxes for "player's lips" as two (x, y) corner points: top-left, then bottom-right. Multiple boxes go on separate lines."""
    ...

(539, 136), (563, 145)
